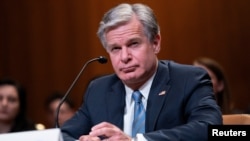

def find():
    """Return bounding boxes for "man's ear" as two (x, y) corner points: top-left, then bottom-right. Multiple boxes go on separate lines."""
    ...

(152, 34), (161, 54)
(217, 80), (225, 92)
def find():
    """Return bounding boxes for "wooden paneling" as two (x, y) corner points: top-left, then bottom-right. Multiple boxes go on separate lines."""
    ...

(1, 0), (249, 127)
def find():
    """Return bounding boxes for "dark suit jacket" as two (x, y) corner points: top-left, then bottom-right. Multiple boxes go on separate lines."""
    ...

(61, 60), (222, 141)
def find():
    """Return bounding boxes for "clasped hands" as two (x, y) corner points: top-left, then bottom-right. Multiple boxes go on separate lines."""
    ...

(78, 122), (132, 141)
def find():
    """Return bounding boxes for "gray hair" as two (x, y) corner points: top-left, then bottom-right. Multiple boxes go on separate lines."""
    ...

(97, 3), (160, 49)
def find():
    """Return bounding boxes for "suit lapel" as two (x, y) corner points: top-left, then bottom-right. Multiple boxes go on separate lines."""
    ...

(104, 61), (171, 132)
(106, 80), (126, 130)
(146, 61), (171, 132)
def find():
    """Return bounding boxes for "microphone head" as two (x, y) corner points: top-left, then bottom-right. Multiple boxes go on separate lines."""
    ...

(98, 56), (108, 64)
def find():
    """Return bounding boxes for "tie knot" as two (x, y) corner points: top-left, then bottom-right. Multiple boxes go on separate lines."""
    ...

(132, 91), (142, 103)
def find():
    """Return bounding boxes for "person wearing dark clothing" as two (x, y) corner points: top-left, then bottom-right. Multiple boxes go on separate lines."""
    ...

(0, 78), (36, 133)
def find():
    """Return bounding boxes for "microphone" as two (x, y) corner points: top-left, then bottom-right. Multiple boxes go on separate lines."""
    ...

(55, 56), (108, 128)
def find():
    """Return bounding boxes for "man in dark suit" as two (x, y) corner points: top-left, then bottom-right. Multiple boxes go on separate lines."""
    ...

(61, 3), (222, 141)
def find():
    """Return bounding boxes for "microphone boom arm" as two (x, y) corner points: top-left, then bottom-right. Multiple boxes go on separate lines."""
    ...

(55, 56), (107, 128)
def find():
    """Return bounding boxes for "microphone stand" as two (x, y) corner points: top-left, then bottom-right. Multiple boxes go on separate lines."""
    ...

(55, 56), (107, 128)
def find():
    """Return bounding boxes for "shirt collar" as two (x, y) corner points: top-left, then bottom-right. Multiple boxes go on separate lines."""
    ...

(125, 71), (156, 102)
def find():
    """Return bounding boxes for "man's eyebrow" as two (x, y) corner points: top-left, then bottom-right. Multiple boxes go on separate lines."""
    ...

(107, 37), (141, 47)
(107, 43), (119, 48)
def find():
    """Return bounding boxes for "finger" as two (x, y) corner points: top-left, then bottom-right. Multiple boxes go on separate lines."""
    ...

(92, 122), (114, 130)
(79, 135), (101, 141)
(90, 125), (122, 138)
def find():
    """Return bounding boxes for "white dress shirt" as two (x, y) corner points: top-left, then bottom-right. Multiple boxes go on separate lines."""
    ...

(123, 73), (156, 141)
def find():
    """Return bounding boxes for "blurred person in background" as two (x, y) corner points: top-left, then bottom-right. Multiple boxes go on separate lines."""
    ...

(44, 92), (76, 128)
(193, 57), (232, 114)
(0, 78), (36, 133)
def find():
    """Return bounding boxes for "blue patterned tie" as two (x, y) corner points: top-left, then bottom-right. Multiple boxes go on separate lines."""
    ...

(132, 90), (145, 137)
